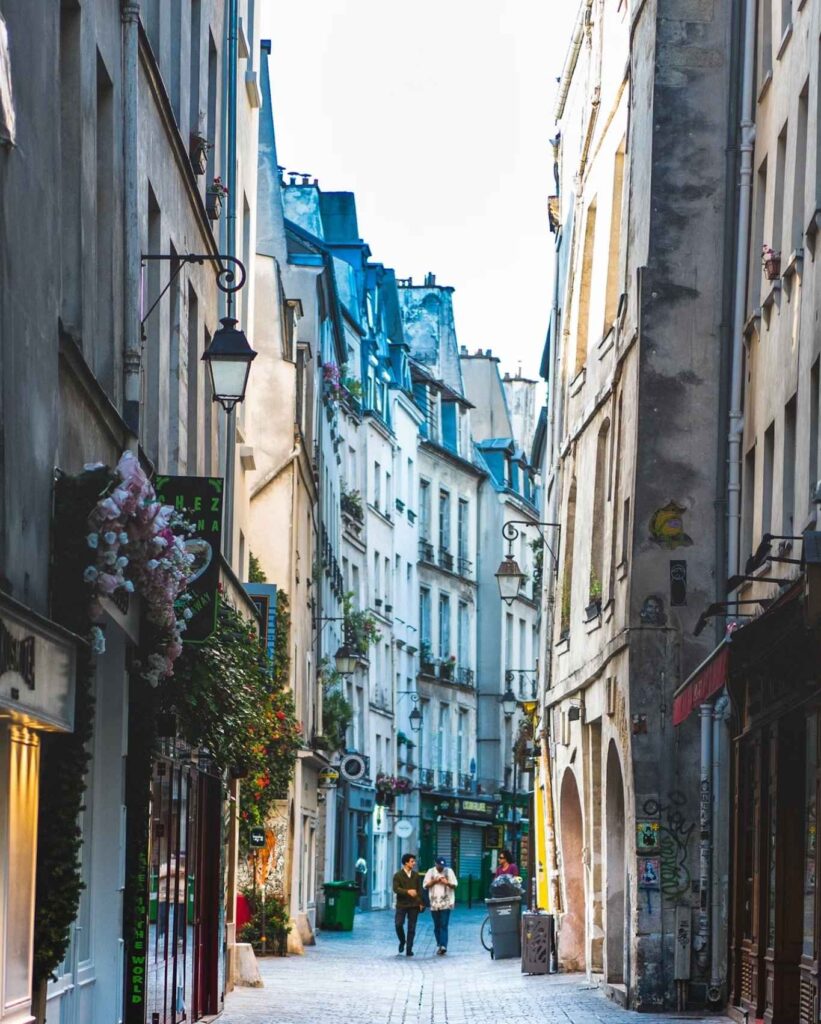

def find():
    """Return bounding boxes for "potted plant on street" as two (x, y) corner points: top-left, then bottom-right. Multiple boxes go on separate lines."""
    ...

(762, 244), (781, 281)
(206, 176), (228, 221)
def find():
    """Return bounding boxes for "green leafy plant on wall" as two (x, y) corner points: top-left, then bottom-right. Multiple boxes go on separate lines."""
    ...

(342, 591), (380, 656)
(32, 470), (101, 986)
(588, 569), (602, 602)
(165, 590), (300, 850)
(320, 660), (353, 752)
(248, 551), (267, 583)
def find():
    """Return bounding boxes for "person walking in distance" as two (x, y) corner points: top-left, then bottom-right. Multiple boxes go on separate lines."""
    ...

(494, 849), (519, 878)
(393, 853), (423, 956)
(423, 856), (458, 955)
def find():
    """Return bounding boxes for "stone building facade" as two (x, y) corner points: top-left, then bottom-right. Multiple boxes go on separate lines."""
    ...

(542, 0), (737, 1009)
(0, 1), (261, 1020)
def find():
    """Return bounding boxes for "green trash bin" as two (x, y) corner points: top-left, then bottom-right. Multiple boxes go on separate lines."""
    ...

(322, 881), (359, 931)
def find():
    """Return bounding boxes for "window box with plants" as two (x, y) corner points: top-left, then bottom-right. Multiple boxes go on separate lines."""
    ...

(439, 654), (456, 681)
(189, 131), (210, 175)
(343, 592), (381, 662)
(762, 244), (781, 281)
(585, 570), (603, 621)
(419, 640), (437, 676)
(341, 487), (364, 524)
(206, 176), (228, 221)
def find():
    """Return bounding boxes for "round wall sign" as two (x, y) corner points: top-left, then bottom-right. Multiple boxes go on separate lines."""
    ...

(394, 819), (413, 839)
(340, 753), (367, 782)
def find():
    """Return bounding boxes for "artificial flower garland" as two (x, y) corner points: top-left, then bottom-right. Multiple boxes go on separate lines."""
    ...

(83, 451), (193, 685)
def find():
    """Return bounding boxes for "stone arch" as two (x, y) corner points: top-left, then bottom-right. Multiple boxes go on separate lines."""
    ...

(605, 739), (626, 984)
(559, 767), (586, 970)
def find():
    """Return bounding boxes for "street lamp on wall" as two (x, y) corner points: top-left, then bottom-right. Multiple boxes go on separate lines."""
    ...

(494, 519), (562, 606)
(398, 690), (423, 733)
(201, 317), (257, 413)
(333, 644), (358, 676)
(500, 688), (518, 718)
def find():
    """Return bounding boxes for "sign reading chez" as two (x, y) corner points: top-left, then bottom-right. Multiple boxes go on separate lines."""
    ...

(0, 594), (76, 732)
(154, 475), (224, 644)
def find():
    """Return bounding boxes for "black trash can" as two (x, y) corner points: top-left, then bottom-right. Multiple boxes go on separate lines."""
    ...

(486, 896), (522, 959)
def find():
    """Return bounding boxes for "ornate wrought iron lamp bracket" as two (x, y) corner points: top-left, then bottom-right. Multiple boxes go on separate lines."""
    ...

(140, 253), (247, 332)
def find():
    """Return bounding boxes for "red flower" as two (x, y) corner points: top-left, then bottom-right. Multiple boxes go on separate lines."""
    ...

(275, 710), (286, 721)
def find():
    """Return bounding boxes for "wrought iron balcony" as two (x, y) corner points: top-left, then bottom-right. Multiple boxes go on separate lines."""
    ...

(439, 548), (454, 572)
(419, 768), (435, 789)
(457, 555), (473, 578)
(458, 772), (473, 793)
(437, 769), (454, 790)
(456, 666), (475, 687)
(419, 539), (435, 563)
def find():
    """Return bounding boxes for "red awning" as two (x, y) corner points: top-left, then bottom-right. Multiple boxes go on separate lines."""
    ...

(672, 644), (730, 726)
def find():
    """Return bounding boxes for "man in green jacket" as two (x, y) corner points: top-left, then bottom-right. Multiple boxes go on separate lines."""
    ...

(393, 852), (423, 956)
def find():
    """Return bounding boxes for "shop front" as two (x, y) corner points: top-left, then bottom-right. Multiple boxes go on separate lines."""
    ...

(419, 794), (501, 902)
(335, 782), (374, 907)
(0, 591), (76, 1024)
(723, 583), (819, 1024)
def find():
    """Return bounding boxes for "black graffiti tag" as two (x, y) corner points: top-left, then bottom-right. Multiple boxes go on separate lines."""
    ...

(642, 791), (693, 901)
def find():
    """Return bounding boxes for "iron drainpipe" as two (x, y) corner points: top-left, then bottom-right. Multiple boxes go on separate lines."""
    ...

(726, 0), (757, 580)
(696, 704), (712, 973)
(222, 0), (239, 562)
(122, 1), (141, 438)
(709, 694), (731, 1002)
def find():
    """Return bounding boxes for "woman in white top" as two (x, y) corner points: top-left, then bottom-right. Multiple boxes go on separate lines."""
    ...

(423, 856), (458, 955)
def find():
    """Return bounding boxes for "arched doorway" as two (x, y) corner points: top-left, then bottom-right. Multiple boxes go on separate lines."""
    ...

(605, 740), (626, 983)
(560, 768), (586, 970)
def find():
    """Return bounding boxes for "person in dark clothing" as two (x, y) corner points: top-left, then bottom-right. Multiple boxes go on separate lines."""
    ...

(392, 852), (423, 956)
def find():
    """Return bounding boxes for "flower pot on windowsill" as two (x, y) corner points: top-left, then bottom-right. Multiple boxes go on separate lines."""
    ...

(764, 256), (781, 280)
(762, 246), (782, 281)
(189, 133), (209, 175)
(206, 189), (223, 221)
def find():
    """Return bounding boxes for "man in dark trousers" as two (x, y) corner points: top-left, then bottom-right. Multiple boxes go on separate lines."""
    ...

(393, 852), (423, 956)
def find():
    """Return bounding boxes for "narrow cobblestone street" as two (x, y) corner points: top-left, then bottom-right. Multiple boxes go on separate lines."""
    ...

(221, 909), (733, 1024)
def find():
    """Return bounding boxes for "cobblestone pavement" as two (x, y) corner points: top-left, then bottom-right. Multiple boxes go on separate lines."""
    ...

(221, 907), (733, 1024)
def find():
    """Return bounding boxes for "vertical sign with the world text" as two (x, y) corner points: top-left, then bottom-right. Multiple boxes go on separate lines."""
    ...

(154, 475), (223, 643)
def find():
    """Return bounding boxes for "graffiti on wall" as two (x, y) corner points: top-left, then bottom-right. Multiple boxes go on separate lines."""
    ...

(642, 791), (694, 902)
(648, 501), (693, 549)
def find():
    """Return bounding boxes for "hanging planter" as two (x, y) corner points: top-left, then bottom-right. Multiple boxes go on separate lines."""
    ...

(762, 244), (781, 281)
(189, 132), (210, 175)
(206, 176), (228, 221)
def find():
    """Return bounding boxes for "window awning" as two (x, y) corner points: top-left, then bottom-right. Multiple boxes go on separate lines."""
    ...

(672, 643), (730, 726)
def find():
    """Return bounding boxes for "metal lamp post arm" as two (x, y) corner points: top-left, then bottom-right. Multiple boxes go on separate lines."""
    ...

(502, 519), (562, 575)
(140, 253), (247, 330)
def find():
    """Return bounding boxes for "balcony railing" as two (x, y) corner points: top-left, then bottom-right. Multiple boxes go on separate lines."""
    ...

(457, 555), (473, 578)
(439, 548), (454, 572)
(458, 772), (473, 793)
(419, 768), (435, 789)
(419, 539), (435, 563)
(456, 667), (475, 687)
(437, 769), (454, 790)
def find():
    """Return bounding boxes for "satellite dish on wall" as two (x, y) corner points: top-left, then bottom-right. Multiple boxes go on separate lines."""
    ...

(340, 753), (367, 783)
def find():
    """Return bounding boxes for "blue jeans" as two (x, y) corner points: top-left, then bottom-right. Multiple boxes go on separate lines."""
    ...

(431, 908), (451, 950)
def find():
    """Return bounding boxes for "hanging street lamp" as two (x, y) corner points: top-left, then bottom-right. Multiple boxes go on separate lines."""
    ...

(202, 316), (258, 413)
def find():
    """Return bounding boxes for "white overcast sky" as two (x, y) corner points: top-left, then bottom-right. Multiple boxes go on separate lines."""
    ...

(260, 0), (577, 382)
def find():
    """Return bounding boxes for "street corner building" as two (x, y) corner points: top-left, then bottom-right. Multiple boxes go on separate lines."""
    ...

(540, 0), (737, 1011)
